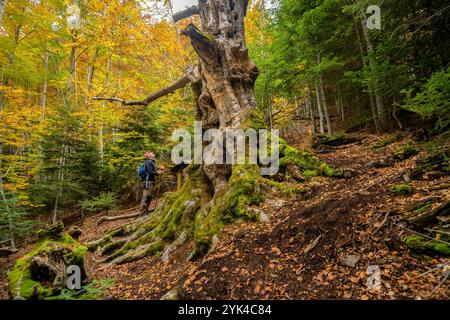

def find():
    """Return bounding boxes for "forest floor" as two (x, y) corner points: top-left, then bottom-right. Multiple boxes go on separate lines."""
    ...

(1, 132), (449, 300)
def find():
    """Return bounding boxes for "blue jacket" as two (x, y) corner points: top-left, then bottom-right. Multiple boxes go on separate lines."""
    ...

(144, 159), (158, 183)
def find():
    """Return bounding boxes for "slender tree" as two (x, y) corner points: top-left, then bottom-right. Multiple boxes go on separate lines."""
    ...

(0, 0), (6, 27)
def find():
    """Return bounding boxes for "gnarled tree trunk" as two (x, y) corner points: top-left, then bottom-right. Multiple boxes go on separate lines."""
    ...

(90, 0), (336, 264)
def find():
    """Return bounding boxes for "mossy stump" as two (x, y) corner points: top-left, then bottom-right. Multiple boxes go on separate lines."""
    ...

(8, 222), (92, 300)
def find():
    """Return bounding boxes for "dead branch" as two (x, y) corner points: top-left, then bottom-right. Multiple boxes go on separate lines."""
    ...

(427, 270), (449, 298)
(302, 234), (322, 254)
(409, 201), (450, 229)
(173, 5), (200, 23)
(419, 260), (450, 278)
(393, 222), (450, 246)
(424, 228), (450, 237)
(375, 210), (391, 232)
(91, 66), (199, 106)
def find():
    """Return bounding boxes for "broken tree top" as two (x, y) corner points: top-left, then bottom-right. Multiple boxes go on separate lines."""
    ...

(173, 1), (249, 23)
(170, 162), (190, 175)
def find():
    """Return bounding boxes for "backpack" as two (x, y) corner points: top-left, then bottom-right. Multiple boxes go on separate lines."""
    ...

(138, 162), (148, 182)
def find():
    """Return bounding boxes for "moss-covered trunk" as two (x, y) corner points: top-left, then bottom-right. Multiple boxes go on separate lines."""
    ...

(88, 0), (340, 264)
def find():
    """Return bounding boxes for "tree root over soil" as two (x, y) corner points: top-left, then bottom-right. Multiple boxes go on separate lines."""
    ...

(89, 143), (340, 265)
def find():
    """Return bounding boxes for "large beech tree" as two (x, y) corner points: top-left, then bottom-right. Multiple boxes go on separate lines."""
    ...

(91, 0), (334, 264)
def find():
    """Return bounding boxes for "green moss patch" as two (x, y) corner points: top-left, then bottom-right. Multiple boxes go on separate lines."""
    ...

(389, 184), (414, 196)
(372, 134), (402, 150)
(393, 145), (420, 160)
(279, 138), (339, 179)
(313, 134), (360, 147)
(193, 164), (263, 254)
(405, 235), (450, 256)
(46, 278), (115, 300)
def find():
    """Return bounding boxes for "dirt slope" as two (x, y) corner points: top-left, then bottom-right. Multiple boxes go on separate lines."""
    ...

(1, 133), (449, 300)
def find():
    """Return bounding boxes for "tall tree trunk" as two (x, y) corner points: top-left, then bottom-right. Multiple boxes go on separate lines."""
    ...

(317, 54), (332, 135)
(0, 89), (15, 249)
(336, 85), (345, 123)
(355, 23), (380, 132)
(0, 0), (6, 27)
(67, 33), (77, 106)
(307, 87), (316, 136)
(41, 51), (49, 117)
(315, 82), (325, 134)
(319, 75), (332, 135)
(179, 0), (258, 191)
(360, 12), (387, 130)
(86, 47), (100, 138)
(52, 146), (66, 224)
(117, 47), (123, 92)
(369, 94), (380, 132)
(8, 25), (20, 65)
(99, 49), (111, 160)
(86, 47), (99, 97)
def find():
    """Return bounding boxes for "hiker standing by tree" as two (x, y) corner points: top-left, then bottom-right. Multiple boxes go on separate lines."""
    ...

(138, 151), (158, 215)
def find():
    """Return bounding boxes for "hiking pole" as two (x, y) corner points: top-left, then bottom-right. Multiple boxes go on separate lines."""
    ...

(153, 177), (162, 210)
(149, 171), (164, 213)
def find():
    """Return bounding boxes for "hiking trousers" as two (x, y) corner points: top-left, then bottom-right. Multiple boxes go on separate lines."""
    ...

(139, 181), (154, 215)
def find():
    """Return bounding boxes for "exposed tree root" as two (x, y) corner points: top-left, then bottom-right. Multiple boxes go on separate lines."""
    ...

(96, 212), (141, 225)
(89, 144), (339, 265)
(0, 247), (18, 257)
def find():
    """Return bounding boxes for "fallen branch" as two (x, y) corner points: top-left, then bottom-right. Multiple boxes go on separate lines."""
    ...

(0, 247), (18, 258)
(393, 223), (450, 247)
(424, 228), (450, 237)
(97, 212), (141, 225)
(409, 201), (450, 229)
(302, 234), (322, 254)
(375, 210), (391, 232)
(426, 269), (449, 298)
(418, 260), (450, 278)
